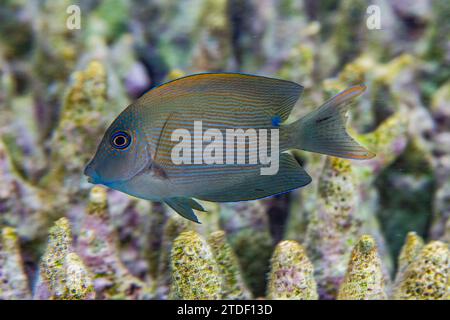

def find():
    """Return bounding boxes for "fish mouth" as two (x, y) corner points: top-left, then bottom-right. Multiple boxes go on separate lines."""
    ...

(84, 148), (150, 186)
(84, 163), (100, 184)
(83, 162), (146, 186)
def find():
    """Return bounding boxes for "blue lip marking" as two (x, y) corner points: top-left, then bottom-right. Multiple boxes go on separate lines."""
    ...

(271, 115), (282, 127)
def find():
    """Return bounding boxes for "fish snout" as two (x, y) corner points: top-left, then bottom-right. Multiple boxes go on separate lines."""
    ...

(84, 162), (100, 184)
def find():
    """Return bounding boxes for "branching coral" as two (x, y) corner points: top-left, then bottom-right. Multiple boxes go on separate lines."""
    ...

(337, 235), (386, 300)
(170, 230), (222, 300)
(304, 157), (361, 299)
(76, 186), (153, 299)
(429, 81), (450, 240)
(34, 218), (94, 300)
(157, 213), (191, 298)
(220, 201), (274, 297)
(393, 232), (424, 287)
(46, 61), (109, 193)
(191, 0), (231, 71)
(208, 230), (252, 299)
(392, 241), (449, 300)
(355, 111), (409, 178)
(0, 227), (30, 299)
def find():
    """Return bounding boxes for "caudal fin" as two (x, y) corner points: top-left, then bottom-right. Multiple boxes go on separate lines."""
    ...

(288, 85), (375, 159)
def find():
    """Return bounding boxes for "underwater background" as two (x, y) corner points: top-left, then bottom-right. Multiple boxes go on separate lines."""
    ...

(0, 0), (448, 300)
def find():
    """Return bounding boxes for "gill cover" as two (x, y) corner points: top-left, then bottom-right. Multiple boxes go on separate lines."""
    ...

(84, 107), (149, 185)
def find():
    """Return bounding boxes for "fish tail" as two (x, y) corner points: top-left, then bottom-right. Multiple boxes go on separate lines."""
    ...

(287, 85), (375, 159)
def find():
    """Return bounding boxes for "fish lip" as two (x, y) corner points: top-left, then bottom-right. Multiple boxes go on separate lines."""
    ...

(84, 162), (100, 184)
(84, 159), (150, 186)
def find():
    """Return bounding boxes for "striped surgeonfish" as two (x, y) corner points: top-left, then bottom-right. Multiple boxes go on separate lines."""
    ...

(84, 73), (374, 222)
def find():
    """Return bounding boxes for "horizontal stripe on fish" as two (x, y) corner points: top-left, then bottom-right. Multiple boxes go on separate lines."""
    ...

(166, 167), (260, 174)
(165, 168), (265, 184)
(167, 167), (262, 177)
(153, 110), (274, 121)
(137, 74), (302, 127)
(152, 111), (272, 120)
(154, 149), (269, 162)
(146, 89), (297, 108)
(150, 119), (271, 129)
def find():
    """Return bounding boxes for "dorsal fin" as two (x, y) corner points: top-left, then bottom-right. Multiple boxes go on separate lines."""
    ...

(137, 73), (303, 125)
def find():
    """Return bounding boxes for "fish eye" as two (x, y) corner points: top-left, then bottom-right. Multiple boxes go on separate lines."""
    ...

(111, 131), (131, 150)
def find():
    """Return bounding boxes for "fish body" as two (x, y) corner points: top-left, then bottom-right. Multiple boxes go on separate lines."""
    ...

(85, 73), (374, 222)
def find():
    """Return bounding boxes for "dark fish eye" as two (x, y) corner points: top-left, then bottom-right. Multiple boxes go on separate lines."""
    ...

(111, 131), (131, 149)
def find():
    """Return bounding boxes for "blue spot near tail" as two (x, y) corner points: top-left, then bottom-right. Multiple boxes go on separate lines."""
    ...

(271, 115), (282, 127)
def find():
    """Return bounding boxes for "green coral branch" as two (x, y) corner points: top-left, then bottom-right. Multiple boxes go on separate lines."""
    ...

(0, 227), (31, 299)
(392, 240), (449, 300)
(267, 240), (318, 300)
(337, 235), (387, 300)
(77, 186), (153, 299)
(208, 230), (252, 299)
(170, 230), (222, 300)
(35, 217), (94, 300)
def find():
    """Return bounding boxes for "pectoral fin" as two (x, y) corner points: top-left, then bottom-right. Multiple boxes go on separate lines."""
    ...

(164, 197), (206, 223)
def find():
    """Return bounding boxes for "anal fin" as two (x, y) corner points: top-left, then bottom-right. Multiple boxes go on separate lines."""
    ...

(196, 153), (312, 202)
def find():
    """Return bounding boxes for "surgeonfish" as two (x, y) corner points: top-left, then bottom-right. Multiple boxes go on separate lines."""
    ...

(84, 73), (374, 223)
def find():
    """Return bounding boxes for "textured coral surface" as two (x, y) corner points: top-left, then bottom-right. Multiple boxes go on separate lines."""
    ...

(0, 0), (449, 300)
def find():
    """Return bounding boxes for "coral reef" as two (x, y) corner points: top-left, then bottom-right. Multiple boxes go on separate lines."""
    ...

(219, 201), (274, 296)
(34, 218), (94, 300)
(0, 0), (448, 300)
(337, 235), (387, 300)
(170, 230), (222, 300)
(45, 60), (109, 196)
(76, 186), (153, 299)
(303, 157), (363, 299)
(0, 227), (30, 299)
(392, 241), (449, 300)
(208, 230), (252, 299)
(156, 214), (191, 298)
(393, 232), (424, 287)
(267, 240), (318, 300)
